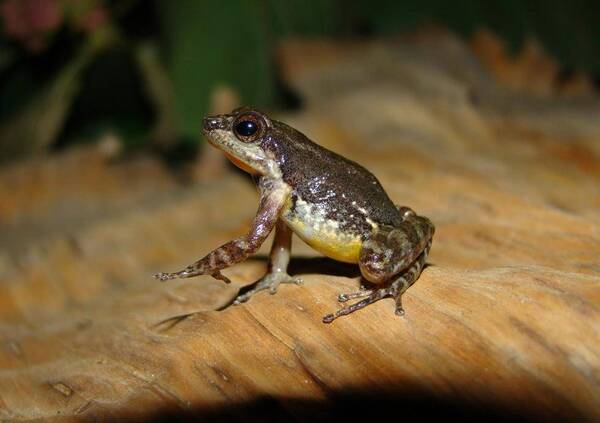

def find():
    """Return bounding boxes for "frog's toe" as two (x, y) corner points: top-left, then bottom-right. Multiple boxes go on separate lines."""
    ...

(337, 284), (371, 302)
(326, 274), (416, 322)
(233, 272), (301, 304)
(395, 295), (406, 316)
(324, 287), (390, 323)
(232, 295), (250, 305)
(153, 272), (177, 281)
(338, 290), (372, 302)
(265, 272), (302, 293)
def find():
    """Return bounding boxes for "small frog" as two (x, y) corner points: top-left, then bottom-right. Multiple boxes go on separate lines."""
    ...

(155, 108), (434, 323)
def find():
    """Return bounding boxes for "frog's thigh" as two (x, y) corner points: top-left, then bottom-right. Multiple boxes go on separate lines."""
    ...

(358, 221), (429, 284)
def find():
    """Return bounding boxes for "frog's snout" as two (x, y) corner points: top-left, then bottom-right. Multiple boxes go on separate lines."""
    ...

(202, 115), (227, 133)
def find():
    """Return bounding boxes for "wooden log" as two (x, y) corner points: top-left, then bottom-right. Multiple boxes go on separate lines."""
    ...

(1, 30), (599, 421)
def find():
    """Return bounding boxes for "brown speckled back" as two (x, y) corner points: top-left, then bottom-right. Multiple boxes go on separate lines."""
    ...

(262, 120), (402, 236)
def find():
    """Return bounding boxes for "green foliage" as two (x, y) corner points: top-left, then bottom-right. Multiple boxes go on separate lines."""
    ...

(267, 0), (342, 36)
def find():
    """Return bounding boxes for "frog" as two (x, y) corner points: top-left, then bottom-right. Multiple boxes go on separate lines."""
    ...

(154, 107), (434, 323)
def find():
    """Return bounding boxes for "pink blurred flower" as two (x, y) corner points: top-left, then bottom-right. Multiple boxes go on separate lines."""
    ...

(0, 0), (63, 51)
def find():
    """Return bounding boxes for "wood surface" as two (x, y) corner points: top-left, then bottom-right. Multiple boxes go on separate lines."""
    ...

(1, 30), (599, 422)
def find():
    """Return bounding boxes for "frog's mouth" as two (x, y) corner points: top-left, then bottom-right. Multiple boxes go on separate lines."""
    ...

(204, 132), (261, 175)
(204, 127), (275, 177)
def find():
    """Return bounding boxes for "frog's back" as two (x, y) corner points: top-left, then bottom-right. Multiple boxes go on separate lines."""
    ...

(261, 121), (402, 262)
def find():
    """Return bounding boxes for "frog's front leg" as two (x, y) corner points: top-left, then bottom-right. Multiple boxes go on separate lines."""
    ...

(323, 209), (434, 323)
(153, 178), (290, 284)
(233, 219), (302, 304)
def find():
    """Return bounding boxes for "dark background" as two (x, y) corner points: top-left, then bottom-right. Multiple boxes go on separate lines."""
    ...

(0, 0), (598, 160)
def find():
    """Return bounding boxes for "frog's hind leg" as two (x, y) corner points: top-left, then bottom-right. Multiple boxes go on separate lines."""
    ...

(324, 209), (434, 323)
(359, 210), (434, 285)
(391, 239), (431, 316)
(323, 240), (431, 323)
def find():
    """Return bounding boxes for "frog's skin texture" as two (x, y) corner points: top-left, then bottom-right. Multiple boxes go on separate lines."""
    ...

(154, 108), (435, 323)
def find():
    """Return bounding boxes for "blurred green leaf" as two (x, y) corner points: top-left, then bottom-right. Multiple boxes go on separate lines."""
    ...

(157, 0), (276, 143)
(267, 0), (341, 36)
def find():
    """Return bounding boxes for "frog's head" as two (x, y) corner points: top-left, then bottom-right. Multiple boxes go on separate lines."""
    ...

(202, 107), (280, 177)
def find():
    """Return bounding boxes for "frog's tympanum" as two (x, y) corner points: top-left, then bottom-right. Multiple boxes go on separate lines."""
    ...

(155, 108), (434, 323)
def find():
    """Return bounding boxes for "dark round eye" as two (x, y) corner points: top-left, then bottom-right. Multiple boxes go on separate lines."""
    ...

(235, 120), (258, 137)
(232, 113), (266, 141)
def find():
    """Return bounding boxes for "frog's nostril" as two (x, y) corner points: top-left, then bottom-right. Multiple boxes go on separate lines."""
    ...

(203, 117), (222, 132)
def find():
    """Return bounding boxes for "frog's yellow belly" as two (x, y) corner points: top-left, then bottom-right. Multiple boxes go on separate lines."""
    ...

(282, 199), (362, 264)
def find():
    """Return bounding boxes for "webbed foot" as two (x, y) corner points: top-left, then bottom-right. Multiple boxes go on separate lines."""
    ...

(323, 286), (397, 323)
(233, 272), (303, 305)
(323, 269), (413, 323)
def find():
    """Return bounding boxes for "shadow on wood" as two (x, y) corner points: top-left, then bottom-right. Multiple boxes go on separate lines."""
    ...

(137, 387), (573, 423)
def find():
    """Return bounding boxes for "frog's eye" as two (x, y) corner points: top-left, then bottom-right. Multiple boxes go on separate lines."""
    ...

(235, 120), (257, 137)
(233, 114), (265, 142)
